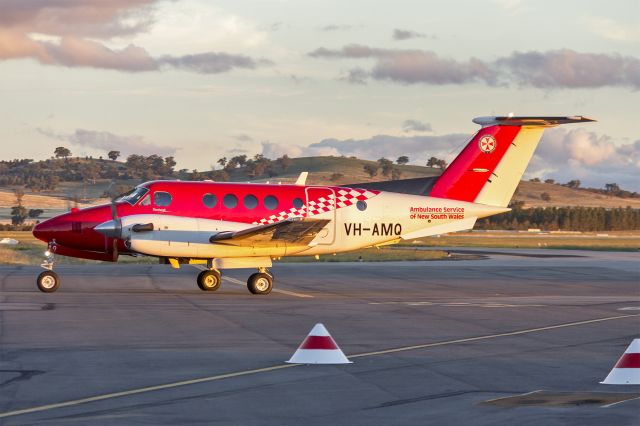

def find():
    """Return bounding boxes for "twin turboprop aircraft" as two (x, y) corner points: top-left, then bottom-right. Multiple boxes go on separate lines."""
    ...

(32, 116), (593, 294)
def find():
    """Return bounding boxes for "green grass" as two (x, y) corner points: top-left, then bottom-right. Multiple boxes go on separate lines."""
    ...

(406, 232), (640, 251)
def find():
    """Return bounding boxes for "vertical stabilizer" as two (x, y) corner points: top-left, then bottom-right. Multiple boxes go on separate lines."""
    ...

(429, 116), (595, 207)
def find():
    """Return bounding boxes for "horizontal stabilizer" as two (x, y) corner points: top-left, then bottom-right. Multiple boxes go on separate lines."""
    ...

(472, 116), (595, 127)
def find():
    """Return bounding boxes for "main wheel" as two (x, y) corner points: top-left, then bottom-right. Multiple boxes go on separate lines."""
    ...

(197, 270), (221, 291)
(247, 272), (273, 295)
(37, 271), (60, 293)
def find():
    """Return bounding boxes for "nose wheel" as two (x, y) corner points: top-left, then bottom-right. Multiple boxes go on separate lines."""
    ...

(37, 271), (60, 293)
(37, 241), (60, 293)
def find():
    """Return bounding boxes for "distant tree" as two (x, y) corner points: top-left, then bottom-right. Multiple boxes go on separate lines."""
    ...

(508, 200), (525, 210)
(363, 164), (378, 178)
(330, 172), (344, 182)
(426, 156), (447, 169)
(378, 158), (394, 177)
(275, 154), (292, 172)
(529, 177), (541, 183)
(396, 156), (409, 165)
(605, 183), (620, 193)
(540, 192), (551, 201)
(565, 179), (581, 189)
(107, 150), (120, 161)
(11, 205), (28, 225)
(217, 157), (227, 168)
(544, 178), (555, 184)
(28, 209), (44, 218)
(391, 167), (402, 180)
(163, 156), (177, 175)
(54, 146), (71, 159)
(11, 189), (27, 225)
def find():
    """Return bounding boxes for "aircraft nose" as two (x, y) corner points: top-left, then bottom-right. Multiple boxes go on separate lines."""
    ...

(32, 216), (68, 243)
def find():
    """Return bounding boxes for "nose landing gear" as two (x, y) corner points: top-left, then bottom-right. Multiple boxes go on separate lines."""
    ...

(37, 242), (60, 293)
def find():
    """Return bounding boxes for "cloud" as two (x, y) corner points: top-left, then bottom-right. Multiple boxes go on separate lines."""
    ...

(319, 24), (355, 32)
(0, 1), (271, 74)
(0, 0), (157, 38)
(309, 44), (497, 85)
(402, 119), (432, 132)
(37, 127), (176, 157)
(586, 17), (640, 42)
(262, 126), (640, 191)
(496, 49), (640, 89)
(392, 29), (426, 41)
(309, 44), (640, 89)
(529, 128), (640, 190)
(233, 134), (254, 142)
(159, 52), (271, 74)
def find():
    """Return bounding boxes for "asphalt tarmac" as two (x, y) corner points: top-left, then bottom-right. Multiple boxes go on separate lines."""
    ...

(0, 249), (639, 425)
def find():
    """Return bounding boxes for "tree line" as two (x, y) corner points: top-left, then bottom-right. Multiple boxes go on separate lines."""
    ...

(476, 205), (640, 231)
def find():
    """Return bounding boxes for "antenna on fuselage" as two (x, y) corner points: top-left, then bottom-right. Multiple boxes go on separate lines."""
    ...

(295, 172), (308, 186)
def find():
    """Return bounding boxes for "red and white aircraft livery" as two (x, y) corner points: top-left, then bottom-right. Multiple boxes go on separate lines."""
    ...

(32, 116), (594, 294)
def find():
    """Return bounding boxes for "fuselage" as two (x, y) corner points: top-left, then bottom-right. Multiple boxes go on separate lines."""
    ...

(32, 180), (505, 261)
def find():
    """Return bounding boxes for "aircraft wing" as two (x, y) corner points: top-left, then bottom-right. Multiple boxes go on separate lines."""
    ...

(209, 218), (330, 246)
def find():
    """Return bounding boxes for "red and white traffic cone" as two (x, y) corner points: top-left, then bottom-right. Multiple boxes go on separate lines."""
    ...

(286, 323), (352, 364)
(601, 339), (640, 384)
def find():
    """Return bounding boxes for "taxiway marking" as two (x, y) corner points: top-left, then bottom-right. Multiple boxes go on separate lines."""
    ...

(223, 276), (314, 299)
(1, 313), (637, 419)
(191, 265), (313, 298)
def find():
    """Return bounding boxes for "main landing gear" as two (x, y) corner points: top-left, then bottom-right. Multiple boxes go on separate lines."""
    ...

(195, 267), (273, 295)
(37, 242), (60, 293)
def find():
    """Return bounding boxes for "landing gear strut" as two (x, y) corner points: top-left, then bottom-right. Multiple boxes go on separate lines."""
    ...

(247, 268), (273, 295)
(37, 241), (60, 293)
(197, 269), (221, 291)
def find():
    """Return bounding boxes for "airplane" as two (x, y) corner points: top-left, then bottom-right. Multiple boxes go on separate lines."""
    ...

(32, 115), (594, 294)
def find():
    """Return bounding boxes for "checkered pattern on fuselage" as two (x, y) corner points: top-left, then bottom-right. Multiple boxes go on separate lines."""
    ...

(254, 188), (379, 225)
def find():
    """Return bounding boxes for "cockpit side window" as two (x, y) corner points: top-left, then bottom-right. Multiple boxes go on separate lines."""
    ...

(116, 187), (149, 206)
(140, 195), (151, 206)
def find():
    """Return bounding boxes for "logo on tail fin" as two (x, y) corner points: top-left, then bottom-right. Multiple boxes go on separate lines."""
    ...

(478, 135), (497, 153)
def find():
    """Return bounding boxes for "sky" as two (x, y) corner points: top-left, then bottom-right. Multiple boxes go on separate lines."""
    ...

(0, 0), (638, 190)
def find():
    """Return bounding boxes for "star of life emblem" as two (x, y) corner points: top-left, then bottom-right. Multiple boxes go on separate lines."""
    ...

(478, 135), (497, 153)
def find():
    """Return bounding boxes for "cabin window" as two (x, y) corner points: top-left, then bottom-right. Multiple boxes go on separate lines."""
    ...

(154, 191), (172, 207)
(293, 197), (304, 209)
(203, 193), (218, 208)
(244, 194), (258, 209)
(223, 194), (238, 209)
(357, 200), (367, 211)
(264, 195), (278, 210)
(140, 195), (151, 206)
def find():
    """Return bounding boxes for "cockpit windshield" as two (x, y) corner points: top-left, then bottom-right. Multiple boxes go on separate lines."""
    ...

(115, 187), (149, 206)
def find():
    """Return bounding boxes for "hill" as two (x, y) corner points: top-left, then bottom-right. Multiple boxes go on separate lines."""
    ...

(1, 156), (639, 225)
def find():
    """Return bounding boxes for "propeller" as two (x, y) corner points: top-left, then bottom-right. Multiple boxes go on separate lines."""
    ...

(109, 199), (121, 262)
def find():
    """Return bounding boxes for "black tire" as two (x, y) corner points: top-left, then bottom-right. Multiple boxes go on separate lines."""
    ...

(37, 271), (60, 293)
(197, 270), (221, 291)
(247, 272), (273, 295)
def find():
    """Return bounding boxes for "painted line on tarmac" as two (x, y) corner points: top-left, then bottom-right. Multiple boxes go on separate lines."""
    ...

(348, 314), (640, 358)
(0, 313), (637, 420)
(191, 265), (313, 298)
(223, 276), (314, 299)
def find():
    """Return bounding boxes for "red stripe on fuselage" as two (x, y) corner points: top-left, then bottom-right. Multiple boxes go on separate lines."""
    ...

(299, 335), (338, 350)
(430, 125), (520, 202)
(615, 353), (640, 368)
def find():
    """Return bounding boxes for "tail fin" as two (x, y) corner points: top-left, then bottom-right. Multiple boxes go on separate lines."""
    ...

(430, 116), (595, 207)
